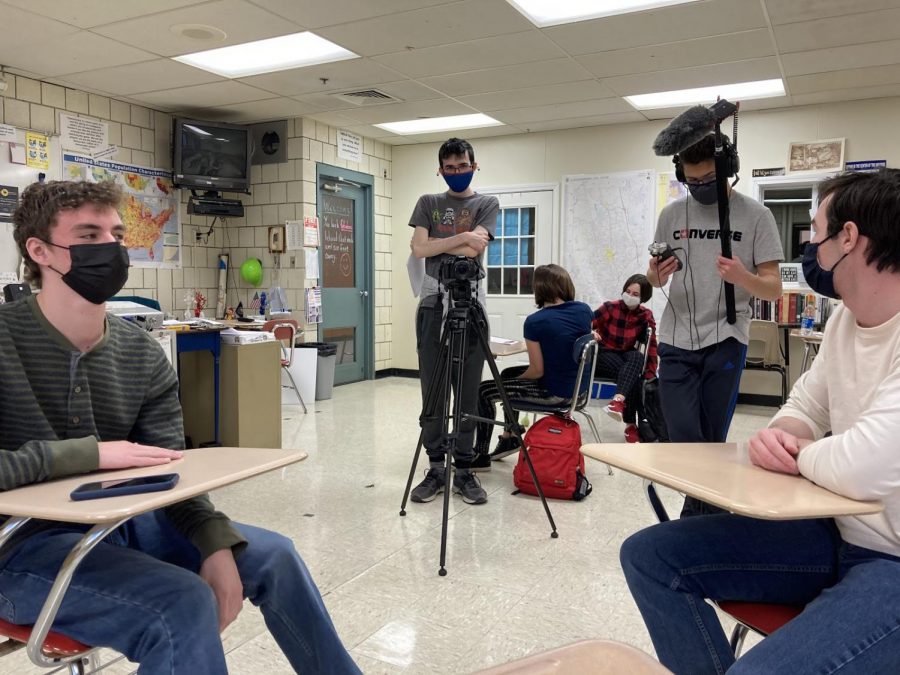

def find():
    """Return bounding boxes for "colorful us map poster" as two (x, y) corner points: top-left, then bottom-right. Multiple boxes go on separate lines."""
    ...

(62, 153), (181, 268)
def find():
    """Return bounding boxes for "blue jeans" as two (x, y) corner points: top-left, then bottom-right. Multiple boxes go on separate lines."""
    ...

(0, 512), (361, 674)
(657, 338), (746, 517)
(620, 514), (900, 674)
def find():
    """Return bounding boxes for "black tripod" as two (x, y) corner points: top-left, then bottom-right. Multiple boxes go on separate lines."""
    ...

(399, 276), (558, 577)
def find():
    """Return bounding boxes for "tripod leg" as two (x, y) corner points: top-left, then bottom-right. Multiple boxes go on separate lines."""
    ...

(401, 312), (452, 515)
(400, 430), (427, 516)
(470, 304), (558, 538)
(438, 314), (471, 576)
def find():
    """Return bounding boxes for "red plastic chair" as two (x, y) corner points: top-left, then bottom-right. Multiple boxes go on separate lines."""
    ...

(263, 319), (307, 414)
(643, 481), (805, 655)
(0, 617), (92, 673)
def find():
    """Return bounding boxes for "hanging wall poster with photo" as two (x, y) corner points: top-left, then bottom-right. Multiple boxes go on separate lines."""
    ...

(63, 153), (181, 268)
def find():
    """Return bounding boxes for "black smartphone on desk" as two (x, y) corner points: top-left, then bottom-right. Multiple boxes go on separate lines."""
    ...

(70, 473), (179, 501)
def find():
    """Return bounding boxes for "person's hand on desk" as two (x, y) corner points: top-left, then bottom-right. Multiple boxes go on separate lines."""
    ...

(748, 428), (813, 475)
(200, 548), (244, 631)
(98, 441), (183, 469)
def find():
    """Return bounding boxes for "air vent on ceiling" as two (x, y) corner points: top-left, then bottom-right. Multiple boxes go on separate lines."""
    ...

(331, 89), (399, 106)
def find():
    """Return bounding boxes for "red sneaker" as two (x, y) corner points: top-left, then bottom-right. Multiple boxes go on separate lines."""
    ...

(624, 424), (640, 443)
(604, 398), (625, 423)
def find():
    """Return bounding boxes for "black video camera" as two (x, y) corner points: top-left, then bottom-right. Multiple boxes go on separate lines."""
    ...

(440, 255), (479, 284)
(648, 242), (683, 271)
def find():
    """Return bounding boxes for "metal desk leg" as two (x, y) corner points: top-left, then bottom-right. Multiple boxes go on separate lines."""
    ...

(26, 519), (128, 669)
(213, 350), (220, 445)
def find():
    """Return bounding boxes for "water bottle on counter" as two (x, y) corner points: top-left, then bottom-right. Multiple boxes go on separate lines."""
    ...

(800, 293), (816, 336)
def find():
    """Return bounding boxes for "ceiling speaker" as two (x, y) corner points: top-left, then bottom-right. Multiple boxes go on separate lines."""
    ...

(250, 120), (288, 165)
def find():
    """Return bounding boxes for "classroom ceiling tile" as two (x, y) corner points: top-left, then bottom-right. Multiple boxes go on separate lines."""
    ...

(334, 98), (477, 125)
(237, 58), (399, 97)
(790, 83), (900, 106)
(0, 4), (79, 68)
(202, 97), (322, 123)
(91, 0), (303, 57)
(773, 8), (900, 54)
(788, 64), (900, 95)
(576, 29), (774, 79)
(58, 59), (225, 96)
(419, 59), (594, 97)
(5, 0), (900, 140)
(302, 111), (375, 128)
(373, 31), (565, 79)
(541, 0), (766, 56)
(292, 80), (443, 112)
(603, 58), (782, 97)
(763, 0), (900, 26)
(12, 33), (159, 78)
(314, 0), (533, 57)
(0, 0), (210, 29)
(508, 112), (646, 132)
(458, 81), (617, 112)
(129, 80), (274, 109)
(245, 0), (456, 30)
(782, 39), (900, 77)
(492, 97), (634, 125)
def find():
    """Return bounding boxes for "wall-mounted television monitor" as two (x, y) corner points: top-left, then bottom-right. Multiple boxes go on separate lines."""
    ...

(172, 118), (252, 194)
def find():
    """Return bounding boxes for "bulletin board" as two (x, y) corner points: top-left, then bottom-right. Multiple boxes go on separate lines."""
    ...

(0, 128), (61, 277)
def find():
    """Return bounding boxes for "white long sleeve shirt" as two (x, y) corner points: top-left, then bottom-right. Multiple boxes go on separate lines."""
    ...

(771, 304), (900, 557)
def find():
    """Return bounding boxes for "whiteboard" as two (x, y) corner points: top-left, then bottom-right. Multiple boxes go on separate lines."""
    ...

(0, 129), (62, 276)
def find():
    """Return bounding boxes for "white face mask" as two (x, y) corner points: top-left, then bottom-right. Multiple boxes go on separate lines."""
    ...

(622, 293), (640, 309)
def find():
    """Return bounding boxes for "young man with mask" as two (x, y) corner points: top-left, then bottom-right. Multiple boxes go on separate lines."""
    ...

(0, 181), (360, 674)
(647, 133), (783, 517)
(408, 138), (498, 505)
(621, 169), (900, 675)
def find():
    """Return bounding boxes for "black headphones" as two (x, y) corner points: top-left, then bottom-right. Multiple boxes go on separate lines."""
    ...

(674, 135), (740, 183)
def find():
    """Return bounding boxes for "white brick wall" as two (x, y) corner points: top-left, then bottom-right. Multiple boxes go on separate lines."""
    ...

(1, 75), (395, 371)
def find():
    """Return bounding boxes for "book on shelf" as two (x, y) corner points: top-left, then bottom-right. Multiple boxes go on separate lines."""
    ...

(751, 292), (833, 325)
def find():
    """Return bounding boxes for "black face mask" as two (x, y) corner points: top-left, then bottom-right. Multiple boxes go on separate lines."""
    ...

(688, 179), (718, 205)
(801, 234), (848, 300)
(45, 241), (130, 304)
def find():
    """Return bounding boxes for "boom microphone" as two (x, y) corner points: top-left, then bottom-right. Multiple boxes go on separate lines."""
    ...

(652, 105), (716, 156)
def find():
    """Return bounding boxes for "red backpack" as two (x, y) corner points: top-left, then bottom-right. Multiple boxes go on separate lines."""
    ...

(513, 415), (592, 501)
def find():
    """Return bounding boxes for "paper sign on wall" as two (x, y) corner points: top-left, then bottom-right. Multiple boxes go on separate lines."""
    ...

(336, 129), (362, 163)
(0, 124), (16, 141)
(305, 286), (322, 324)
(305, 248), (319, 280)
(25, 132), (49, 169)
(285, 220), (303, 250)
(303, 216), (319, 247)
(60, 113), (109, 155)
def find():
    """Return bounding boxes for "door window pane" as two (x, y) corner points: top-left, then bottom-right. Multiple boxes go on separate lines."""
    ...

(323, 327), (356, 365)
(486, 205), (538, 296)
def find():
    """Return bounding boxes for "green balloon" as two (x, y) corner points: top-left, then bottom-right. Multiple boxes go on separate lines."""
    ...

(240, 258), (262, 286)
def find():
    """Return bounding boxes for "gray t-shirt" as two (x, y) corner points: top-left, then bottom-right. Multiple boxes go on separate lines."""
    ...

(653, 190), (783, 349)
(409, 191), (499, 298)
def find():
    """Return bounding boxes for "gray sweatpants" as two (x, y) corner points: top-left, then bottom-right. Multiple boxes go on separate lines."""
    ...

(415, 293), (487, 465)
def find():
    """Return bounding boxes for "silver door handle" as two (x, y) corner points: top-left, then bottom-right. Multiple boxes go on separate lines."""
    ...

(359, 290), (369, 297)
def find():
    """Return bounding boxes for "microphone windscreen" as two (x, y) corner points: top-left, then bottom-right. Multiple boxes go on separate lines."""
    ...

(652, 105), (716, 156)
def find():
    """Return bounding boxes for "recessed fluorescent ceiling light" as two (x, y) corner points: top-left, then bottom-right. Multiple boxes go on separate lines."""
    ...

(375, 114), (503, 135)
(173, 32), (358, 78)
(507, 0), (700, 27)
(625, 79), (786, 110)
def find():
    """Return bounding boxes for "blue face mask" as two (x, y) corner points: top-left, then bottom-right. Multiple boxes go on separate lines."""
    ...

(687, 179), (718, 205)
(802, 234), (848, 299)
(443, 171), (474, 194)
